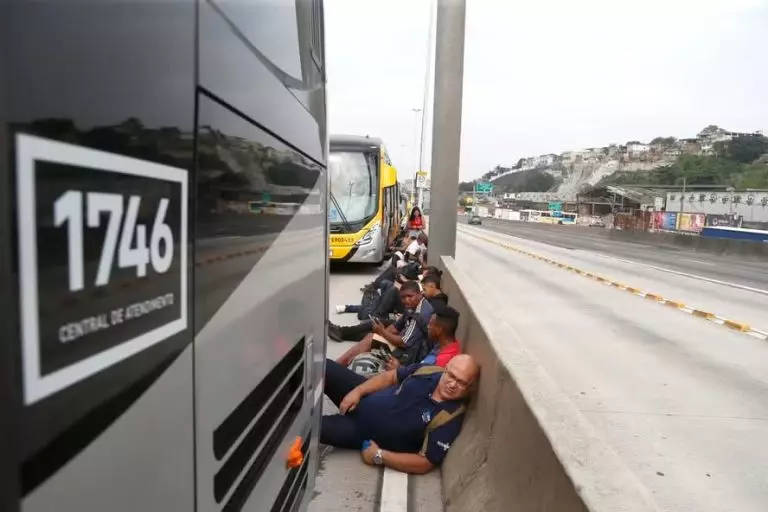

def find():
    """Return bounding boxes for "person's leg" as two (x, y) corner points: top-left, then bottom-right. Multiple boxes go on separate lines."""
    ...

(324, 359), (367, 406)
(371, 265), (396, 289)
(334, 304), (361, 314)
(335, 334), (374, 367)
(377, 279), (394, 294)
(338, 320), (374, 341)
(371, 286), (400, 318)
(320, 415), (364, 449)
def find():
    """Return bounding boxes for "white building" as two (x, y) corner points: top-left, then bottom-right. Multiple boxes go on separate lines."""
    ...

(627, 143), (650, 154)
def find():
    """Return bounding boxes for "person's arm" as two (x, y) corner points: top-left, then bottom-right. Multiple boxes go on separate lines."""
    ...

(374, 320), (406, 348)
(361, 443), (434, 474)
(339, 369), (397, 414)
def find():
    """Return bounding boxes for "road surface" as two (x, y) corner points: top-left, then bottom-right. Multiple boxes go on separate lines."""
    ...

(462, 216), (768, 291)
(455, 222), (768, 512)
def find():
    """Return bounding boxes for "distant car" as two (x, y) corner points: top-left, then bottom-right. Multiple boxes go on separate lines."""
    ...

(468, 215), (482, 225)
(588, 216), (605, 228)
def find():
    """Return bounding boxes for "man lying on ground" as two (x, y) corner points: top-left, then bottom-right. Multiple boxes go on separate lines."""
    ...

(336, 281), (433, 368)
(320, 354), (480, 474)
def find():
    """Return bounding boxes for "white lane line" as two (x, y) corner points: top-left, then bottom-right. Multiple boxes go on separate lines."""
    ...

(460, 224), (768, 296)
(583, 250), (768, 297)
(685, 259), (714, 266)
(380, 467), (408, 512)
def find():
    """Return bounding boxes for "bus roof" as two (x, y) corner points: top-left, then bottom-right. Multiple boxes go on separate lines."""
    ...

(330, 134), (383, 151)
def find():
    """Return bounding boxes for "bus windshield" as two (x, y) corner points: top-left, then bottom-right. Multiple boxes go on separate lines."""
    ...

(329, 150), (378, 224)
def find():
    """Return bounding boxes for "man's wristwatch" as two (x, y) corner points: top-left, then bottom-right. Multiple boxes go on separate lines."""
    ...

(373, 449), (384, 466)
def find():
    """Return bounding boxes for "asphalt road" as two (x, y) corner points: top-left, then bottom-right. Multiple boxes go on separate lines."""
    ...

(459, 216), (768, 291)
(454, 226), (768, 512)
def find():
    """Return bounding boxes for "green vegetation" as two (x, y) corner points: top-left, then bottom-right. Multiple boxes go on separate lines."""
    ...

(608, 134), (768, 189)
(460, 168), (555, 194)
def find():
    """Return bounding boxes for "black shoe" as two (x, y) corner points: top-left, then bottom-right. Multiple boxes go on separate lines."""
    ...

(328, 324), (343, 342)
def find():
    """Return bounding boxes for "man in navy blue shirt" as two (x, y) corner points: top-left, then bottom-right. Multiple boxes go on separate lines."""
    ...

(320, 354), (480, 474)
(336, 281), (434, 367)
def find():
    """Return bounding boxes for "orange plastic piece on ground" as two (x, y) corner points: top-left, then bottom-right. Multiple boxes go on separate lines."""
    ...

(287, 437), (304, 469)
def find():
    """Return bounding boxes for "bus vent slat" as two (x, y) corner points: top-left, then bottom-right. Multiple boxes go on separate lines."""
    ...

(213, 340), (306, 508)
(289, 470), (310, 512)
(270, 433), (312, 512)
(213, 338), (305, 460)
(219, 389), (304, 511)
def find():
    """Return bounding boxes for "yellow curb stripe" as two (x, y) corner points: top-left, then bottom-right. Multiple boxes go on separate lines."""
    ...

(462, 229), (766, 342)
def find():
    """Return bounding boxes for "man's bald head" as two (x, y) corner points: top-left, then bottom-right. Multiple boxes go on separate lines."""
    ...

(437, 354), (480, 401)
(448, 354), (480, 384)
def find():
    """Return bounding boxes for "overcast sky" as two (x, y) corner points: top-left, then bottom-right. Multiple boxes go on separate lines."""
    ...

(325, 0), (768, 181)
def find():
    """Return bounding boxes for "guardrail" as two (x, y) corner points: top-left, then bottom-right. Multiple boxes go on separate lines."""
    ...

(439, 256), (659, 512)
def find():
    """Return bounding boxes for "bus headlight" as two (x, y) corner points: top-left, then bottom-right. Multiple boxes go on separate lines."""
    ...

(355, 222), (381, 246)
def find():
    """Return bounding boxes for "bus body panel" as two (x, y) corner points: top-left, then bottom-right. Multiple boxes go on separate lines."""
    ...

(1, 1), (327, 511)
(2, 2), (197, 511)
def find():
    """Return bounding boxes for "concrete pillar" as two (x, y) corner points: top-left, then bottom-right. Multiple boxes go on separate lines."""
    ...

(427, 0), (466, 263)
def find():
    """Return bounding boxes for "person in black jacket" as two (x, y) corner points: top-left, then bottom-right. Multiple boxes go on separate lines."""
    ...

(421, 274), (449, 309)
(329, 273), (450, 343)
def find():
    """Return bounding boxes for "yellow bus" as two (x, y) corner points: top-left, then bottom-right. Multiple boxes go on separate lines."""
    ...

(328, 135), (401, 263)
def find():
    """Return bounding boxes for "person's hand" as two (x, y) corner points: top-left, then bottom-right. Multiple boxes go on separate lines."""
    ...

(371, 319), (386, 335)
(385, 356), (400, 371)
(339, 389), (362, 414)
(361, 440), (381, 465)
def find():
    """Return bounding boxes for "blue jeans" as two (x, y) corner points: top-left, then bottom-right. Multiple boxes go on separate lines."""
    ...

(321, 360), (367, 449)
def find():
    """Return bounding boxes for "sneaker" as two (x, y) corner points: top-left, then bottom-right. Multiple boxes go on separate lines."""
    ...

(335, 305), (347, 314)
(328, 324), (343, 342)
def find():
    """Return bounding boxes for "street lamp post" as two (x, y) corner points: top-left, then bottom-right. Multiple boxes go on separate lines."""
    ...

(411, 108), (422, 206)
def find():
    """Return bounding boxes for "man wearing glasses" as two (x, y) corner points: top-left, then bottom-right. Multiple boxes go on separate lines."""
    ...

(320, 354), (480, 474)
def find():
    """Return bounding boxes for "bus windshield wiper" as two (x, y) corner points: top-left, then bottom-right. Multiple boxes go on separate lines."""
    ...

(328, 190), (352, 232)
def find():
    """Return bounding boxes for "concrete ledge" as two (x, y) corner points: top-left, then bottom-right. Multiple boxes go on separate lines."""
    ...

(439, 256), (659, 512)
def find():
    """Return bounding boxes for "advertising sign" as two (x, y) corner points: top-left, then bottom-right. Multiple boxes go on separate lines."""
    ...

(15, 134), (188, 404)
(547, 201), (563, 211)
(678, 213), (705, 233)
(704, 213), (742, 228)
(661, 212), (678, 231)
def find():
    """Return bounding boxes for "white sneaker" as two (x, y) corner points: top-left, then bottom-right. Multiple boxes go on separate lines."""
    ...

(335, 305), (347, 314)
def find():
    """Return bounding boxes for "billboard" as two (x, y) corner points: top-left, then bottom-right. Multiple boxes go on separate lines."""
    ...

(661, 212), (678, 231)
(704, 213), (742, 228)
(677, 213), (705, 232)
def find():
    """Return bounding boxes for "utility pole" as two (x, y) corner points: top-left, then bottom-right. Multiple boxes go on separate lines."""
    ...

(411, 108), (422, 206)
(428, 0), (466, 261)
(680, 176), (686, 214)
(417, 0), (436, 211)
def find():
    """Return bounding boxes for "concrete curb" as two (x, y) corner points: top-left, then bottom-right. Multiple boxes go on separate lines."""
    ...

(461, 229), (768, 343)
(440, 256), (661, 512)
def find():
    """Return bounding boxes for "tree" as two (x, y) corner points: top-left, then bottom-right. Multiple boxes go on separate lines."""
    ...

(723, 135), (768, 164)
(458, 181), (475, 192)
(700, 124), (722, 136)
(524, 170), (555, 192)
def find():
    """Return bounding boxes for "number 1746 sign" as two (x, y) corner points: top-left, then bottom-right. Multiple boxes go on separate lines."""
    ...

(16, 134), (189, 405)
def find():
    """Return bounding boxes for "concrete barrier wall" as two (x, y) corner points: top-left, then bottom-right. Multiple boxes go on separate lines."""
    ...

(439, 256), (659, 512)
(608, 229), (768, 259)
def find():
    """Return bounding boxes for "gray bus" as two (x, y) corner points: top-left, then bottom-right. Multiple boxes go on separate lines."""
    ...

(0, 1), (328, 511)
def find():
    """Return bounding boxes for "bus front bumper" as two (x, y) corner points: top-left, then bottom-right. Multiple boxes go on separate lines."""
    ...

(330, 237), (382, 263)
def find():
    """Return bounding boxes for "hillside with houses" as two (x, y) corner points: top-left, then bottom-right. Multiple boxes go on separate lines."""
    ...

(460, 125), (767, 202)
